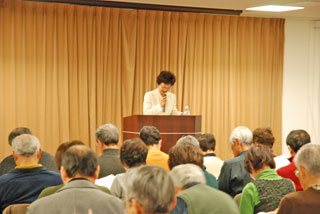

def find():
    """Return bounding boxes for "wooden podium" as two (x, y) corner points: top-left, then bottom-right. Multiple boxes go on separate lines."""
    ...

(123, 115), (201, 153)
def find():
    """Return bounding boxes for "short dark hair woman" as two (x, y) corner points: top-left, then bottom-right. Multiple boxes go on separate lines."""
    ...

(110, 138), (148, 199)
(168, 142), (218, 189)
(143, 71), (182, 115)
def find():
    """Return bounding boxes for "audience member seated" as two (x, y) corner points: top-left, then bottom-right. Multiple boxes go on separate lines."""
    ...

(170, 164), (239, 214)
(218, 126), (253, 197)
(240, 146), (295, 214)
(252, 128), (275, 151)
(252, 128), (287, 171)
(198, 133), (224, 178)
(176, 135), (199, 147)
(27, 145), (124, 214)
(0, 127), (58, 175)
(38, 140), (111, 198)
(0, 134), (62, 213)
(277, 144), (320, 214)
(125, 165), (175, 214)
(139, 126), (170, 172)
(277, 129), (311, 191)
(95, 123), (126, 178)
(168, 141), (218, 189)
(111, 138), (148, 199)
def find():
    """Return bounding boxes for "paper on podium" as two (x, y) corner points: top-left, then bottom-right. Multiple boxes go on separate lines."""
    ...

(95, 174), (115, 189)
(274, 155), (290, 170)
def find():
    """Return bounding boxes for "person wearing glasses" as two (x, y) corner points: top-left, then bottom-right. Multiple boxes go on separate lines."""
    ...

(278, 144), (320, 214)
(143, 71), (182, 115)
(125, 166), (175, 214)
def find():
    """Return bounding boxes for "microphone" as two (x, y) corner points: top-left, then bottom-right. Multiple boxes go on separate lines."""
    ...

(163, 94), (167, 112)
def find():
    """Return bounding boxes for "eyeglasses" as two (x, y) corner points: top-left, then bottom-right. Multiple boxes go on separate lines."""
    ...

(159, 83), (172, 91)
(122, 199), (128, 209)
(123, 197), (142, 209)
(294, 169), (299, 177)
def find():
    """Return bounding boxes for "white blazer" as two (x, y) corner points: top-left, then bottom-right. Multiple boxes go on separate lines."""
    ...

(143, 89), (181, 115)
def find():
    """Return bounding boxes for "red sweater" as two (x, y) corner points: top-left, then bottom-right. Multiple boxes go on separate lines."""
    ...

(277, 156), (302, 191)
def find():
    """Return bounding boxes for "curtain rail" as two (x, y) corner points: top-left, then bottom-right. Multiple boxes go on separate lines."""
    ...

(25, 0), (242, 15)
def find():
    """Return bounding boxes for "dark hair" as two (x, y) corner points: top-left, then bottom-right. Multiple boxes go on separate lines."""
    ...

(55, 140), (85, 169)
(253, 128), (275, 148)
(286, 130), (311, 153)
(139, 126), (161, 146)
(244, 145), (275, 174)
(61, 145), (98, 178)
(198, 134), (216, 152)
(8, 127), (33, 146)
(156, 71), (176, 85)
(168, 142), (203, 170)
(120, 138), (148, 168)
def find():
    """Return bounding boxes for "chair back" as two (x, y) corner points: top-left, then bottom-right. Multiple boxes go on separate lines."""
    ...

(3, 204), (30, 214)
(234, 193), (242, 207)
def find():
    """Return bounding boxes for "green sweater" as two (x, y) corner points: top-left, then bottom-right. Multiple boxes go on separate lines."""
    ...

(240, 169), (295, 214)
(178, 183), (239, 214)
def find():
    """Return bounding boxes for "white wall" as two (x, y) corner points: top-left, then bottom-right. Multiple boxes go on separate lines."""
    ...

(282, 19), (320, 155)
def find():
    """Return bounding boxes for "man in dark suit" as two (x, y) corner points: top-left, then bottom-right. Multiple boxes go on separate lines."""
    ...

(0, 127), (58, 175)
(95, 124), (125, 178)
(218, 126), (253, 197)
(27, 145), (124, 214)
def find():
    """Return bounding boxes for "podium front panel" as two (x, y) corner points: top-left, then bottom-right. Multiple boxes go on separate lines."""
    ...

(123, 115), (201, 153)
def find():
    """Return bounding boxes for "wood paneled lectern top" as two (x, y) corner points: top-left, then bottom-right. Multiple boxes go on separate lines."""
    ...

(122, 115), (201, 153)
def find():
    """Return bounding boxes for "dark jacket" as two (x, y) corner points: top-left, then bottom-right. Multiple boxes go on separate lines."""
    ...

(98, 149), (125, 178)
(0, 166), (62, 212)
(218, 150), (253, 197)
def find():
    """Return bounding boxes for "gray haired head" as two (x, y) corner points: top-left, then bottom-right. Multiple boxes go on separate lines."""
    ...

(126, 165), (175, 213)
(95, 123), (119, 145)
(169, 164), (205, 189)
(229, 126), (253, 146)
(295, 143), (320, 177)
(176, 135), (199, 147)
(12, 134), (40, 157)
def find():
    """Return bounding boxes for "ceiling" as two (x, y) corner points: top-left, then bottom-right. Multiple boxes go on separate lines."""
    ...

(107, 0), (320, 20)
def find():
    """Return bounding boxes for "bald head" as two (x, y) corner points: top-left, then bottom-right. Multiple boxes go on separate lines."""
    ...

(61, 145), (98, 178)
(176, 135), (200, 147)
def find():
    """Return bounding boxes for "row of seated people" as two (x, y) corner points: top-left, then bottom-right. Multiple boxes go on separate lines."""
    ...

(0, 125), (318, 214)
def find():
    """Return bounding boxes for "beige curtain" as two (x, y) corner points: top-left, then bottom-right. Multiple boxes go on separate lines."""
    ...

(0, 0), (284, 161)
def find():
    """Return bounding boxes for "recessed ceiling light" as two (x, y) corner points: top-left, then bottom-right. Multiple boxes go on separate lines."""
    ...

(246, 5), (304, 12)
